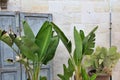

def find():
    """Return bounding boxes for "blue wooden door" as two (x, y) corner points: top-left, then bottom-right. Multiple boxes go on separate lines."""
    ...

(0, 12), (53, 80)
(0, 12), (21, 80)
(20, 13), (53, 80)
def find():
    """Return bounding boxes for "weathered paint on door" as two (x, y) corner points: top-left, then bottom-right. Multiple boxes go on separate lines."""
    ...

(20, 13), (53, 80)
(0, 11), (53, 80)
(0, 12), (21, 80)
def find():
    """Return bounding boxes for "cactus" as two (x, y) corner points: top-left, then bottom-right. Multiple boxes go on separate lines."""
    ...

(84, 46), (120, 75)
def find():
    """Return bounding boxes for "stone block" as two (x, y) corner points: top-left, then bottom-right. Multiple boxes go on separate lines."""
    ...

(52, 13), (74, 25)
(49, 1), (82, 13)
(112, 23), (120, 32)
(21, 0), (49, 12)
(112, 2), (120, 12)
(48, 1), (64, 12)
(112, 13), (120, 24)
(7, 0), (21, 11)
(96, 32), (110, 47)
(81, 12), (99, 24)
(63, 6), (82, 13)
(94, 2), (109, 13)
(111, 32), (120, 47)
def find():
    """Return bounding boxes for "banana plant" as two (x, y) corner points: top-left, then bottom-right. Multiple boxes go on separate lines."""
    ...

(51, 22), (98, 80)
(81, 67), (96, 80)
(0, 21), (60, 80)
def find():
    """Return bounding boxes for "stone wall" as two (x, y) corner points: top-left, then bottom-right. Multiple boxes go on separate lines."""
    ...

(1, 0), (120, 80)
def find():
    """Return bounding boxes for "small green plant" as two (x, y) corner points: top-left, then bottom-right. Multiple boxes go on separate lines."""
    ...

(84, 46), (120, 75)
(0, 21), (64, 80)
(52, 23), (98, 80)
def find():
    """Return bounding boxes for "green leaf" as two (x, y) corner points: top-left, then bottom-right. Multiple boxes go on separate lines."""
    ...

(59, 64), (71, 80)
(35, 24), (52, 61)
(67, 59), (74, 77)
(83, 26), (98, 55)
(74, 27), (82, 65)
(109, 46), (117, 55)
(93, 59), (99, 68)
(38, 21), (50, 33)
(0, 29), (3, 38)
(79, 30), (85, 41)
(81, 67), (96, 80)
(57, 74), (68, 80)
(23, 21), (35, 41)
(43, 36), (59, 65)
(63, 64), (68, 75)
(51, 22), (72, 53)
(20, 44), (36, 61)
(0, 30), (7, 40)
(22, 37), (39, 54)
(19, 37), (39, 61)
(90, 74), (97, 80)
(87, 26), (98, 37)
(58, 59), (74, 80)
(81, 67), (89, 80)
(83, 33), (95, 55)
(39, 76), (47, 80)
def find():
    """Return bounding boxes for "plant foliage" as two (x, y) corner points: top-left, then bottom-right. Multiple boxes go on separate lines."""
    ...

(84, 46), (120, 75)
(56, 26), (98, 80)
(0, 21), (61, 80)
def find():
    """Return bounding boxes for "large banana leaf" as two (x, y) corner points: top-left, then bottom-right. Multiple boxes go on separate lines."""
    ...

(73, 27), (82, 65)
(38, 21), (50, 33)
(43, 36), (59, 65)
(23, 21), (35, 41)
(83, 33), (95, 55)
(51, 22), (72, 53)
(35, 24), (52, 61)
(87, 26), (98, 37)
(82, 26), (98, 55)
(19, 37), (39, 61)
